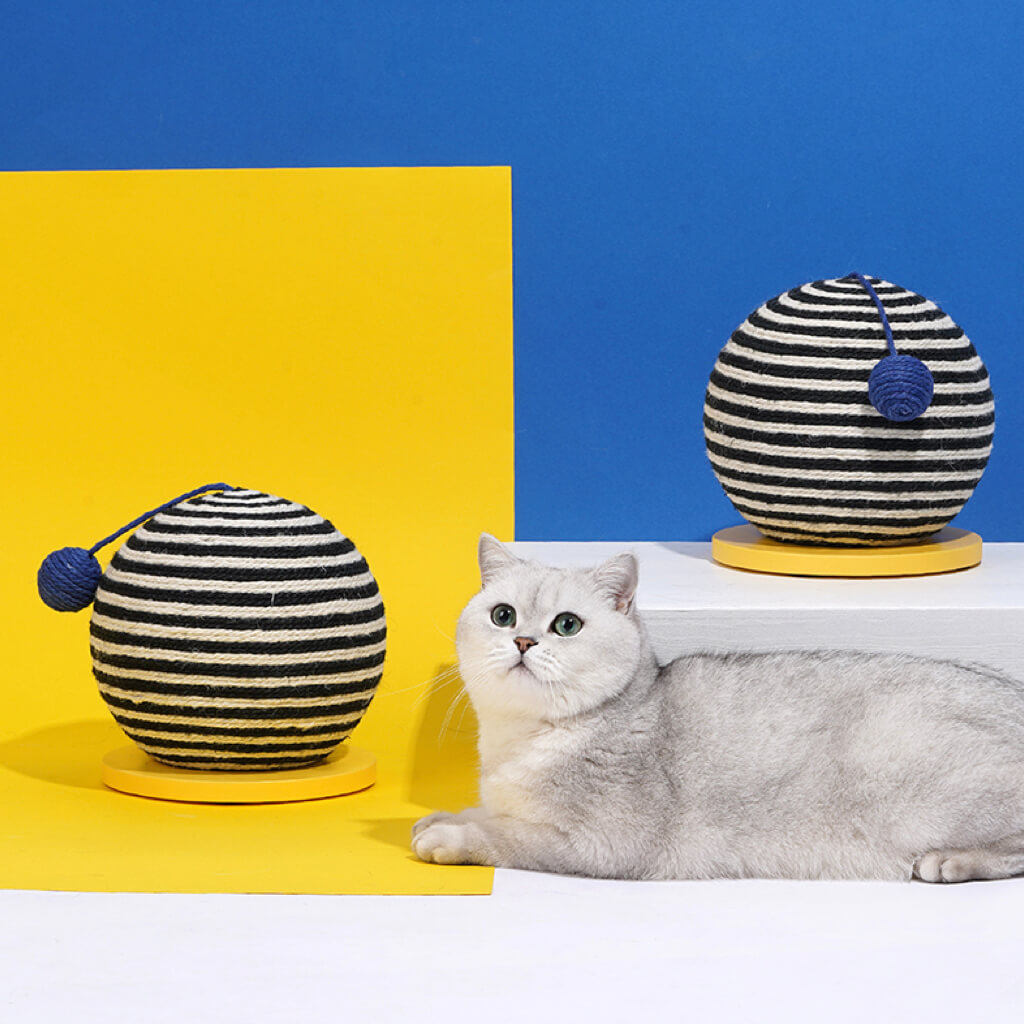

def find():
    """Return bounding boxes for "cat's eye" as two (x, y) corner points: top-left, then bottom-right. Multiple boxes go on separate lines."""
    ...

(551, 612), (583, 637)
(490, 604), (517, 628)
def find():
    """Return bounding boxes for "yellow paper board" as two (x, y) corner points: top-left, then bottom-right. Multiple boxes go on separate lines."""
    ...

(0, 167), (512, 894)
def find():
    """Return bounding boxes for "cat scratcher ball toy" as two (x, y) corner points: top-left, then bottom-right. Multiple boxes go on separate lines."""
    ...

(704, 274), (994, 576)
(38, 483), (383, 801)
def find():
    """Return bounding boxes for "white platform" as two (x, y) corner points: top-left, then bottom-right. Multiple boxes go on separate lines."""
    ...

(511, 540), (1024, 676)
(7, 541), (1024, 1023)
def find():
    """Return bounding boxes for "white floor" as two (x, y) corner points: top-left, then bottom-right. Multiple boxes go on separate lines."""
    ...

(5, 869), (1024, 1023)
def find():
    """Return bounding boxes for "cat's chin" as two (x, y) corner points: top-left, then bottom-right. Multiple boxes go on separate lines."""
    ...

(506, 661), (537, 680)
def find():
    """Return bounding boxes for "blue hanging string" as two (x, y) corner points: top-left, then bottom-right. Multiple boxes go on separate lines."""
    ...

(852, 272), (898, 358)
(38, 482), (237, 612)
(85, 482), (236, 554)
(851, 272), (934, 423)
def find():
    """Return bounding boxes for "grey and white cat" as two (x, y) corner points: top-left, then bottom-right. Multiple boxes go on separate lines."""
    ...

(411, 535), (1024, 882)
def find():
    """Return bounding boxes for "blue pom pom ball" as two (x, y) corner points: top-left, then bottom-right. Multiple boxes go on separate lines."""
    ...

(37, 546), (102, 611)
(868, 353), (935, 422)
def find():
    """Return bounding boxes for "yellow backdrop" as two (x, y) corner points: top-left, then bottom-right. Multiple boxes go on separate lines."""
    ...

(0, 167), (513, 894)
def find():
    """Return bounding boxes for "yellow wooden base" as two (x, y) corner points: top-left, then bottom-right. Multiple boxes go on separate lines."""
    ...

(711, 525), (983, 578)
(101, 744), (376, 804)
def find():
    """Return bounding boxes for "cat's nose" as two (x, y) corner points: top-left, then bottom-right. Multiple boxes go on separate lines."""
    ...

(514, 636), (537, 654)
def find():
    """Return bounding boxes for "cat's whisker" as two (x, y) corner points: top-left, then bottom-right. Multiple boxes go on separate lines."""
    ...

(431, 621), (457, 644)
(453, 691), (474, 735)
(437, 687), (470, 748)
(412, 672), (464, 710)
(378, 664), (463, 701)
(406, 664), (466, 709)
(416, 666), (463, 689)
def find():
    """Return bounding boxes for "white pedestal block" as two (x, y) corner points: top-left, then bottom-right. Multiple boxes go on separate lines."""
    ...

(510, 541), (1024, 679)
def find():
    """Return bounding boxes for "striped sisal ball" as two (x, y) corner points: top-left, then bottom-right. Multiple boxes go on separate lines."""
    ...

(704, 276), (995, 546)
(89, 489), (386, 770)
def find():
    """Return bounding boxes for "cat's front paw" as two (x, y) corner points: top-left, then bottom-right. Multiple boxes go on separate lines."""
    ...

(411, 809), (494, 866)
(411, 811), (456, 841)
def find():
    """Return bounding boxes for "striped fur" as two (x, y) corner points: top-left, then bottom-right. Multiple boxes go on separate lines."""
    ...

(704, 276), (995, 546)
(90, 489), (385, 770)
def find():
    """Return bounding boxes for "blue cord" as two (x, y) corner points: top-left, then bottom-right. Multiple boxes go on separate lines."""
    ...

(87, 482), (236, 555)
(38, 482), (237, 612)
(851, 272), (897, 357)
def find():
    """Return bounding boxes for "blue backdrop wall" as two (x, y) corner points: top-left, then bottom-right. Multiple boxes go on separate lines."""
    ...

(4, 1), (1022, 540)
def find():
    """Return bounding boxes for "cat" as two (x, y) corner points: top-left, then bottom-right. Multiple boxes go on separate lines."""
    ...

(411, 534), (1024, 882)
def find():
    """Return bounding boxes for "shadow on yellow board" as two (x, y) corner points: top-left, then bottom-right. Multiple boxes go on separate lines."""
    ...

(0, 167), (513, 894)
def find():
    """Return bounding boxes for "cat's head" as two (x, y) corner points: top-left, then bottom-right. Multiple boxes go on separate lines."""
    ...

(455, 534), (647, 720)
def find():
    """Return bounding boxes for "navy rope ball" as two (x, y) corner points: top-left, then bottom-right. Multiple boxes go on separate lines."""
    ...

(37, 547), (102, 612)
(868, 353), (935, 422)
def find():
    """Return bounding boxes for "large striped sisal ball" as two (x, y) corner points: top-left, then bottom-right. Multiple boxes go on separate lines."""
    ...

(704, 276), (995, 546)
(89, 489), (386, 770)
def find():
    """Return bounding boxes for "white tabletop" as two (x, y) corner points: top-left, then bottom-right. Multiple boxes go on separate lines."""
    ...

(510, 541), (1024, 678)
(510, 540), (1024, 611)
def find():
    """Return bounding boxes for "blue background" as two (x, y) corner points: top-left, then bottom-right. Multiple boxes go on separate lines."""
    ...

(4, 1), (1022, 540)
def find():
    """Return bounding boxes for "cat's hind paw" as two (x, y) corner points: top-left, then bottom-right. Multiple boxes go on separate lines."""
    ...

(913, 848), (1021, 883)
(915, 851), (966, 883)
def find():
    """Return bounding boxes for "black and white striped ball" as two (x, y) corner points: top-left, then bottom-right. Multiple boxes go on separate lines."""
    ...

(704, 276), (995, 546)
(89, 489), (386, 770)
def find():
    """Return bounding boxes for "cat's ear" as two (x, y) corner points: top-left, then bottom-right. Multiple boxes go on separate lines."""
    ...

(478, 533), (518, 586)
(593, 552), (639, 614)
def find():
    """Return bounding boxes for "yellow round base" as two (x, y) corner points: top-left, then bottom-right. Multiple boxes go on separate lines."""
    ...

(101, 744), (376, 804)
(711, 525), (983, 578)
